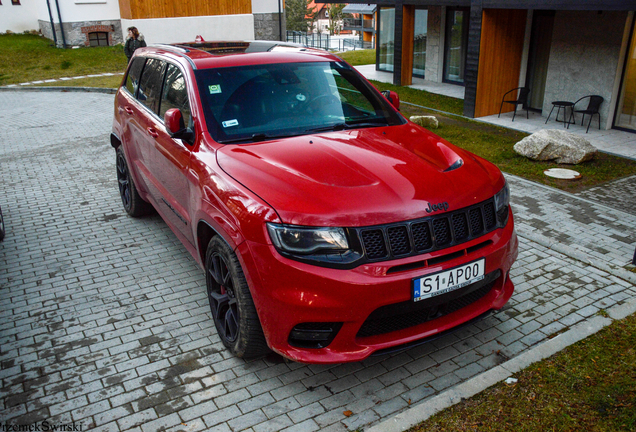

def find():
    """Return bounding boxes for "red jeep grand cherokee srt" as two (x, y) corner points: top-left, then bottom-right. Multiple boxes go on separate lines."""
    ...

(111, 41), (518, 364)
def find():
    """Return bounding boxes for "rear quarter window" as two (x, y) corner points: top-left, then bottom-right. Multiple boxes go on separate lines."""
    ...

(137, 58), (167, 114)
(124, 57), (145, 97)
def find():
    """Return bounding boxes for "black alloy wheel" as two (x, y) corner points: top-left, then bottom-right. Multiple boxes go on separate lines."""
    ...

(207, 248), (240, 343)
(205, 236), (269, 358)
(115, 146), (153, 217)
(116, 149), (132, 212)
(0, 206), (5, 241)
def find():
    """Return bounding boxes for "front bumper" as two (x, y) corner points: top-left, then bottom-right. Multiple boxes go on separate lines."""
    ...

(239, 213), (518, 364)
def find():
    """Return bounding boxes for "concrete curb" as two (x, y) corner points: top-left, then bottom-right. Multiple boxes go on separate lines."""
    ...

(366, 297), (636, 432)
(0, 86), (117, 94)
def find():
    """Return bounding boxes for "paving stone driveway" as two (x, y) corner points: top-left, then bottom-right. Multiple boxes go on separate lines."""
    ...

(1, 90), (634, 432)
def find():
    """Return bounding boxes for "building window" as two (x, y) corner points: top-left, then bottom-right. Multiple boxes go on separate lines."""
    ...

(12, 0), (21, 5)
(413, 9), (428, 78)
(378, 7), (395, 72)
(443, 7), (469, 84)
(89, 32), (109, 47)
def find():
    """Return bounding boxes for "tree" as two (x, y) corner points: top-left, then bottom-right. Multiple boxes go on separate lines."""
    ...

(286, 0), (316, 33)
(327, 3), (346, 35)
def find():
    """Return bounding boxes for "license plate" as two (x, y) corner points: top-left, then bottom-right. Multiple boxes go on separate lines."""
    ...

(413, 258), (485, 302)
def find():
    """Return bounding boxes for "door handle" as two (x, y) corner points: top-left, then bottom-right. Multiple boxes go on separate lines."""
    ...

(147, 127), (159, 138)
(124, 107), (134, 114)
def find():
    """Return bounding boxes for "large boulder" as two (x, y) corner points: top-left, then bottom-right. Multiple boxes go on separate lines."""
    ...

(513, 129), (597, 164)
(410, 115), (439, 129)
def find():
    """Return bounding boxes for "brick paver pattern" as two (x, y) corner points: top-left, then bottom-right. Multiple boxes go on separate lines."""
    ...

(1, 91), (634, 432)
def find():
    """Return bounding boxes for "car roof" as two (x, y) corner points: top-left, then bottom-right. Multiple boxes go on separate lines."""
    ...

(143, 40), (341, 70)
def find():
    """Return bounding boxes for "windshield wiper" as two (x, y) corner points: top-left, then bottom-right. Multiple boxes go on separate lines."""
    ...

(218, 132), (297, 144)
(305, 120), (388, 134)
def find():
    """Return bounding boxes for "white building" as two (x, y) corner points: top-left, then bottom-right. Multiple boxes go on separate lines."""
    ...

(0, 0), (285, 47)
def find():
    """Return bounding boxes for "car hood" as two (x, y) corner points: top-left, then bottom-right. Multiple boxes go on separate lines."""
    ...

(216, 124), (504, 226)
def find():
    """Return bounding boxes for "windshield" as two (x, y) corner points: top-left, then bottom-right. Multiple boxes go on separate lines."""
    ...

(195, 61), (406, 143)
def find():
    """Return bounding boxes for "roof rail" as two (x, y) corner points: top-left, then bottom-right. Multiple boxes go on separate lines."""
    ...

(149, 43), (190, 53)
(146, 44), (197, 70)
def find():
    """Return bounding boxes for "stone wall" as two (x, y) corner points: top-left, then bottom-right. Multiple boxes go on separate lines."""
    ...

(38, 20), (123, 48)
(543, 11), (627, 128)
(253, 13), (285, 41)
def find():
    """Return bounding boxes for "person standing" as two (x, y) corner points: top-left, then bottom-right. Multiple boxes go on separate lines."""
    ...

(124, 27), (146, 62)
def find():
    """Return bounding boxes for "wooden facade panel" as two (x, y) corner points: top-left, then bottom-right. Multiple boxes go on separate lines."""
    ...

(474, 9), (527, 118)
(118, 0), (132, 19)
(401, 5), (415, 86)
(119, 0), (252, 20)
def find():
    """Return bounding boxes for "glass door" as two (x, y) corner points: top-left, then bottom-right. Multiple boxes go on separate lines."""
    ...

(615, 22), (636, 132)
(413, 9), (428, 78)
(378, 8), (395, 72)
(525, 11), (554, 111)
(443, 7), (469, 84)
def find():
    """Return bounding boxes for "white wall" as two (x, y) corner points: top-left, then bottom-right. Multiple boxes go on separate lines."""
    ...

(121, 15), (256, 44)
(0, 0), (121, 34)
(252, 0), (282, 14)
(38, 0), (121, 22)
(3, 1), (262, 43)
(0, 1), (39, 33)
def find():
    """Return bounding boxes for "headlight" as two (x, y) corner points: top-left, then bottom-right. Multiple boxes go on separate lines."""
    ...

(267, 223), (349, 254)
(494, 181), (510, 226)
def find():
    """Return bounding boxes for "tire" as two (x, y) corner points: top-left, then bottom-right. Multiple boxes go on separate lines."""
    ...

(0, 206), (5, 242)
(205, 236), (269, 358)
(115, 146), (153, 217)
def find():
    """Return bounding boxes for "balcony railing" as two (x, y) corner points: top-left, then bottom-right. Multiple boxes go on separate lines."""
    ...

(286, 31), (373, 51)
(343, 17), (375, 31)
(286, 31), (330, 50)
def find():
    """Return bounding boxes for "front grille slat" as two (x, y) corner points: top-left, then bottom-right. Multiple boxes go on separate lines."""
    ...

(484, 202), (497, 230)
(412, 222), (432, 252)
(451, 213), (469, 241)
(432, 218), (452, 247)
(357, 198), (499, 262)
(469, 208), (484, 236)
(361, 229), (387, 260)
(387, 226), (411, 256)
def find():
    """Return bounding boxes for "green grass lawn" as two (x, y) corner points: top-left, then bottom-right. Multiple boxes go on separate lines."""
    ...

(409, 313), (636, 432)
(0, 33), (127, 86)
(335, 48), (376, 66)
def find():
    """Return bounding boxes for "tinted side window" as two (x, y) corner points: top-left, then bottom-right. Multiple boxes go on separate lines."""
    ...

(159, 64), (192, 127)
(137, 58), (166, 114)
(125, 57), (145, 97)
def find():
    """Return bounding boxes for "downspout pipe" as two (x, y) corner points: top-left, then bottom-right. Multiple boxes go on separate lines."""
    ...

(278, 0), (283, 41)
(54, 0), (67, 48)
(45, 0), (58, 47)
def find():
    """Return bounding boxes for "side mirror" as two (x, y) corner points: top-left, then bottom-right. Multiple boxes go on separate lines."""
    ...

(381, 90), (400, 111)
(164, 108), (195, 144)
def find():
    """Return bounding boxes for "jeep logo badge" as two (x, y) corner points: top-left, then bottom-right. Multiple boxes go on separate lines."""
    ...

(426, 202), (449, 213)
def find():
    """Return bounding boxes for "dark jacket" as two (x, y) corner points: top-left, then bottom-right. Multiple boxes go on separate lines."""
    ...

(124, 34), (146, 62)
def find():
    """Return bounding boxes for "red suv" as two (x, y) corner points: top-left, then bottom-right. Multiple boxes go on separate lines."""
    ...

(111, 41), (518, 363)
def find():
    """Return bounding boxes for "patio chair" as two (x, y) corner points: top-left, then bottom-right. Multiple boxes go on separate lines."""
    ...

(498, 87), (529, 121)
(568, 95), (604, 133)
